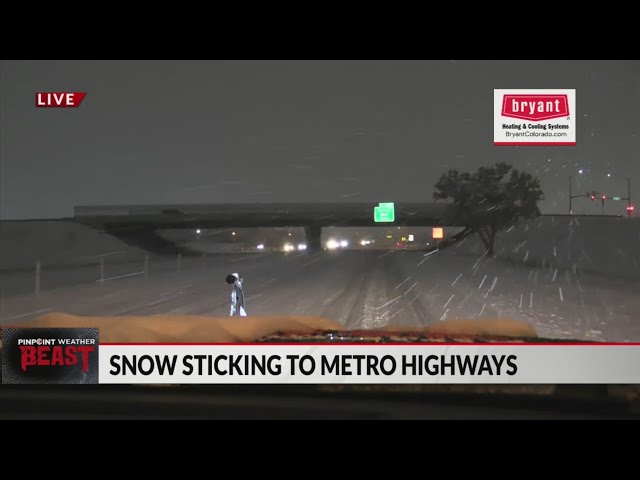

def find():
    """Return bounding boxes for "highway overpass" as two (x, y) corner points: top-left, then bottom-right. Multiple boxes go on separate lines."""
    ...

(73, 202), (459, 252)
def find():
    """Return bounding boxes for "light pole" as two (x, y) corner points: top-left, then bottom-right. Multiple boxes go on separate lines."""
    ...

(607, 176), (632, 215)
(568, 176), (592, 214)
(626, 177), (635, 217)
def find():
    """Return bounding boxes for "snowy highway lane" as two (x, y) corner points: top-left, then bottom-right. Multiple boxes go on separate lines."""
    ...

(2, 250), (639, 342)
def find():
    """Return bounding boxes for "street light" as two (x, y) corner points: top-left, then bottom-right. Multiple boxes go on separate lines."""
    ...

(569, 176), (594, 213)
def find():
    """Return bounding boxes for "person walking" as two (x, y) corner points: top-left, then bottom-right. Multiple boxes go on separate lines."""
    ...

(226, 272), (247, 316)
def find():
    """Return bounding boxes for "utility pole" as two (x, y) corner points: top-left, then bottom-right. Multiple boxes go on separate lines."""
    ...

(568, 176), (591, 214)
(628, 177), (632, 210)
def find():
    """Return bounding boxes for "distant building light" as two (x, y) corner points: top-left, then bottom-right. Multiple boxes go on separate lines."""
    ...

(257, 244), (265, 250)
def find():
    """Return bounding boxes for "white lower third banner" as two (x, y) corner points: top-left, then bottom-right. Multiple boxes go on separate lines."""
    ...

(99, 344), (640, 384)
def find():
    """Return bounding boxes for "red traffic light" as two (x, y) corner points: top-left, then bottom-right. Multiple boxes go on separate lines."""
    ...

(627, 205), (635, 212)
(590, 195), (595, 201)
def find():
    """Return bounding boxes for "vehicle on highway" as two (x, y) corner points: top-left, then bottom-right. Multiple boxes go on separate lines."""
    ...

(2, 59), (638, 420)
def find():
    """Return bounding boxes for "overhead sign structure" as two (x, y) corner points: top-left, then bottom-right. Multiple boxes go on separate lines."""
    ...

(432, 227), (444, 239)
(374, 202), (395, 223)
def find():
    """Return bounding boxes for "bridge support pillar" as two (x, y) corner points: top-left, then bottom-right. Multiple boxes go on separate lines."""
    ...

(304, 225), (323, 252)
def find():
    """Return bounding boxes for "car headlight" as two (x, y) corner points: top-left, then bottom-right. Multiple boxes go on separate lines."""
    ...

(326, 239), (339, 250)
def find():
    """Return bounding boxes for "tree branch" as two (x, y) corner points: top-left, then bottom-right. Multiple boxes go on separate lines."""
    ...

(476, 227), (490, 250)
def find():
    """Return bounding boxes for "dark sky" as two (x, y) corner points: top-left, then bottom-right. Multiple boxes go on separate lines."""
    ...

(1, 60), (639, 219)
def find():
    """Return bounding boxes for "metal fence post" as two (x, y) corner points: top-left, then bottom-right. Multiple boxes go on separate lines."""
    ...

(35, 260), (41, 296)
(100, 258), (105, 284)
(177, 253), (182, 272)
(144, 255), (149, 278)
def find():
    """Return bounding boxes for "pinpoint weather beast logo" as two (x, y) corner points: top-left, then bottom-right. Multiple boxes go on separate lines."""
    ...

(494, 89), (576, 146)
(1, 328), (99, 384)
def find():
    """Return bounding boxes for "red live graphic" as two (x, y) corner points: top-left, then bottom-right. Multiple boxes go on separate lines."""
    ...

(20, 345), (94, 372)
(35, 92), (87, 108)
(501, 94), (569, 122)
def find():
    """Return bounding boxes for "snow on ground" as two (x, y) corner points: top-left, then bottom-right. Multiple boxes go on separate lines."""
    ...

(0, 220), (147, 271)
(1, 215), (639, 343)
(454, 215), (640, 281)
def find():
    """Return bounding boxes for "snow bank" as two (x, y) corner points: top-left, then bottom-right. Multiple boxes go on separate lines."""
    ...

(0, 221), (147, 271)
(453, 216), (640, 281)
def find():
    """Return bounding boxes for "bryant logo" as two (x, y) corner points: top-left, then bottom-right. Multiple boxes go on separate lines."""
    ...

(1, 327), (99, 384)
(501, 94), (569, 121)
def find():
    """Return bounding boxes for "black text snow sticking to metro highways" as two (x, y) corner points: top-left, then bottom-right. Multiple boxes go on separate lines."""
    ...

(108, 354), (518, 377)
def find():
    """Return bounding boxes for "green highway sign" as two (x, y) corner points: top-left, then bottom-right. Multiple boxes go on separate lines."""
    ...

(374, 202), (395, 223)
(612, 196), (622, 201)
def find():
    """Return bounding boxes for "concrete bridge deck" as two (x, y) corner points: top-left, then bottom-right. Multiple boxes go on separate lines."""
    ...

(73, 202), (459, 252)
